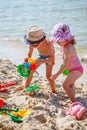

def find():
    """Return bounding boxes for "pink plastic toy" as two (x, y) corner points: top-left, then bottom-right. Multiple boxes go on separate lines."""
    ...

(67, 102), (86, 120)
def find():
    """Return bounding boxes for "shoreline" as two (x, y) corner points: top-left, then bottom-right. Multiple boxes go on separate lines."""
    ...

(0, 41), (87, 84)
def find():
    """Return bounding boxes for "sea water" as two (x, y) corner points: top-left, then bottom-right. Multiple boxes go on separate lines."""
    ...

(0, 0), (87, 82)
(0, 0), (87, 64)
(0, 0), (87, 45)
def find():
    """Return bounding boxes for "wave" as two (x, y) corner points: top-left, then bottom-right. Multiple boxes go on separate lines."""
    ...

(0, 37), (23, 43)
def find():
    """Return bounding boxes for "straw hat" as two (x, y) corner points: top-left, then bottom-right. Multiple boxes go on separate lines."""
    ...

(27, 26), (44, 41)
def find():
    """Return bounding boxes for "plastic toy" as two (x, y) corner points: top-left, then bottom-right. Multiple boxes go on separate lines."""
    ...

(66, 102), (86, 120)
(0, 87), (8, 92)
(30, 64), (36, 71)
(0, 107), (19, 112)
(25, 85), (39, 96)
(0, 108), (30, 118)
(17, 58), (36, 77)
(0, 99), (4, 108)
(0, 112), (2, 115)
(0, 107), (30, 122)
(0, 81), (16, 88)
(28, 58), (35, 64)
(11, 109), (30, 118)
(0, 107), (23, 123)
(63, 69), (69, 75)
(4, 110), (23, 123)
(61, 64), (69, 75)
(17, 64), (30, 77)
(0, 81), (16, 92)
(24, 62), (30, 67)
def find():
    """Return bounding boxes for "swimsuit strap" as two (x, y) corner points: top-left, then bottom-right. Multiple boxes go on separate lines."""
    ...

(60, 47), (64, 61)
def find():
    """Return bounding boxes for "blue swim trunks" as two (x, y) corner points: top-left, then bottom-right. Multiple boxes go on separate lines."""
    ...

(38, 54), (52, 65)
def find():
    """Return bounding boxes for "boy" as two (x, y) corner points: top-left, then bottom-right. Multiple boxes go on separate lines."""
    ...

(24, 26), (56, 93)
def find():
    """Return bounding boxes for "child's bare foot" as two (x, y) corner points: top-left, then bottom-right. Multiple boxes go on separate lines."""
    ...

(15, 85), (23, 91)
(52, 89), (56, 93)
(22, 88), (26, 92)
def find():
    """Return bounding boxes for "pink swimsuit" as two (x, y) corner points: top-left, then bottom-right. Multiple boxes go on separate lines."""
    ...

(63, 55), (83, 74)
(68, 56), (83, 74)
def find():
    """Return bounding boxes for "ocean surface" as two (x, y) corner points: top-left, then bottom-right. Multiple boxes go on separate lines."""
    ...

(0, 0), (87, 64)
(0, 0), (87, 44)
(0, 0), (87, 81)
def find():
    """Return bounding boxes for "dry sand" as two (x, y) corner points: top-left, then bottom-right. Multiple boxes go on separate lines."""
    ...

(0, 58), (87, 130)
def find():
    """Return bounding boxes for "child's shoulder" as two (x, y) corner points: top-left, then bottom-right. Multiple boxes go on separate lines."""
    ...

(46, 39), (53, 45)
(67, 44), (76, 55)
(65, 44), (73, 53)
(67, 43), (75, 50)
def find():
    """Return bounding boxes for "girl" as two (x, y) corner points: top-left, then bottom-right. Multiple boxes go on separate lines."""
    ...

(51, 23), (83, 102)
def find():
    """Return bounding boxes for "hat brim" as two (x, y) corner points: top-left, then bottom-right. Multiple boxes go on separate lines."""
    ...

(51, 33), (73, 43)
(24, 35), (46, 45)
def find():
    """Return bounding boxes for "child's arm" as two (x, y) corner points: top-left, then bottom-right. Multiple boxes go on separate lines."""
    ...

(27, 46), (34, 57)
(24, 46), (34, 62)
(52, 54), (71, 80)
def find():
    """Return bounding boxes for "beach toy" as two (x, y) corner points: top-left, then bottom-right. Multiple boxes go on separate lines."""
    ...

(0, 107), (19, 112)
(0, 87), (8, 92)
(0, 107), (22, 123)
(0, 112), (2, 115)
(0, 99), (4, 108)
(0, 81), (16, 93)
(27, 58), (36, 71)
(17, 58), (36, 77)
(24, 62), (30, 67)
(63, 69), (69, 75)
(28, 58), (35, 64)
(30, 64), (36, 71)
(61, 64), (69, 75)
(25, 85), (39, 93)
(66, 102), (86, 120)
(25, 85), (39, 97)
(17, 64), (30, 77)
(4, 110), (23, 123)
(0, 81), (16, 88)
(11, 109), (30, 118)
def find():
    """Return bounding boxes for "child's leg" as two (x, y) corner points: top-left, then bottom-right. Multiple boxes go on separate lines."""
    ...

(23, 64), (40, 91)
(63, 71), (82, 102)
(46, 64), (56, 93)
(70, 83), (75, 95)
(23, 71), (34, 91)
(24, 72), (34, 88)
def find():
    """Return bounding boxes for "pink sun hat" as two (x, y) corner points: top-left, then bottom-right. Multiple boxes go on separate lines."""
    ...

(51, 23), (74, 43)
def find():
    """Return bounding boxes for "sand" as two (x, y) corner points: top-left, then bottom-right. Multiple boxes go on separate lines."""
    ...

(0, 58), (87, 130)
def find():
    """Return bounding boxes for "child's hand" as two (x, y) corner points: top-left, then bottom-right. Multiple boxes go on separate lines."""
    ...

(24, 57), (28, 62)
